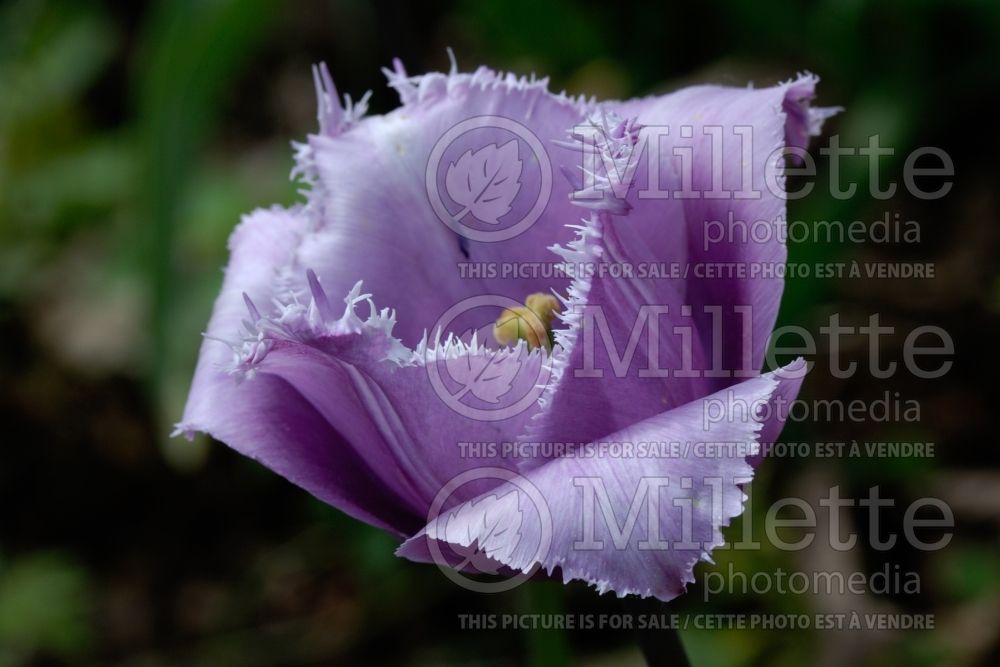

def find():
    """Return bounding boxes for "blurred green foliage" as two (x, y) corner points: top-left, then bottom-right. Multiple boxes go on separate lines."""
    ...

(0, 553), (93, 663)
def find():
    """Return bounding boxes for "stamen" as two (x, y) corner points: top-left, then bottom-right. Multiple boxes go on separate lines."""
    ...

(493, 292), (562, 350)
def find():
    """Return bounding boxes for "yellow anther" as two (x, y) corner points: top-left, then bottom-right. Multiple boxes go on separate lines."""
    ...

(525, 293), (561, 322)
(493, 293), (561, 350)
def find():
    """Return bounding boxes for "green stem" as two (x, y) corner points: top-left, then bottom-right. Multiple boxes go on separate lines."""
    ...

(524, 582), (570, 667)
(622, 597), (691, 667)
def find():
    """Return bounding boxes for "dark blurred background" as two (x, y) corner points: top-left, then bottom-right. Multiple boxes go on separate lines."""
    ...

(1, 0), (999, 665)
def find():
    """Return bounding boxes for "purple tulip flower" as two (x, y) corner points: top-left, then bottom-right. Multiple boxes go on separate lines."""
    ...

(177, 58), (836, 601)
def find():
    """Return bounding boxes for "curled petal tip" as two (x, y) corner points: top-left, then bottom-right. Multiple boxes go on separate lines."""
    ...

(243, 292), (261, 322)
(306, 269), (336, 323)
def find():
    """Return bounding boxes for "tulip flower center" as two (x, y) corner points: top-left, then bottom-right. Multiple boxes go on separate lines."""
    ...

(493, 292), (561, 350)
